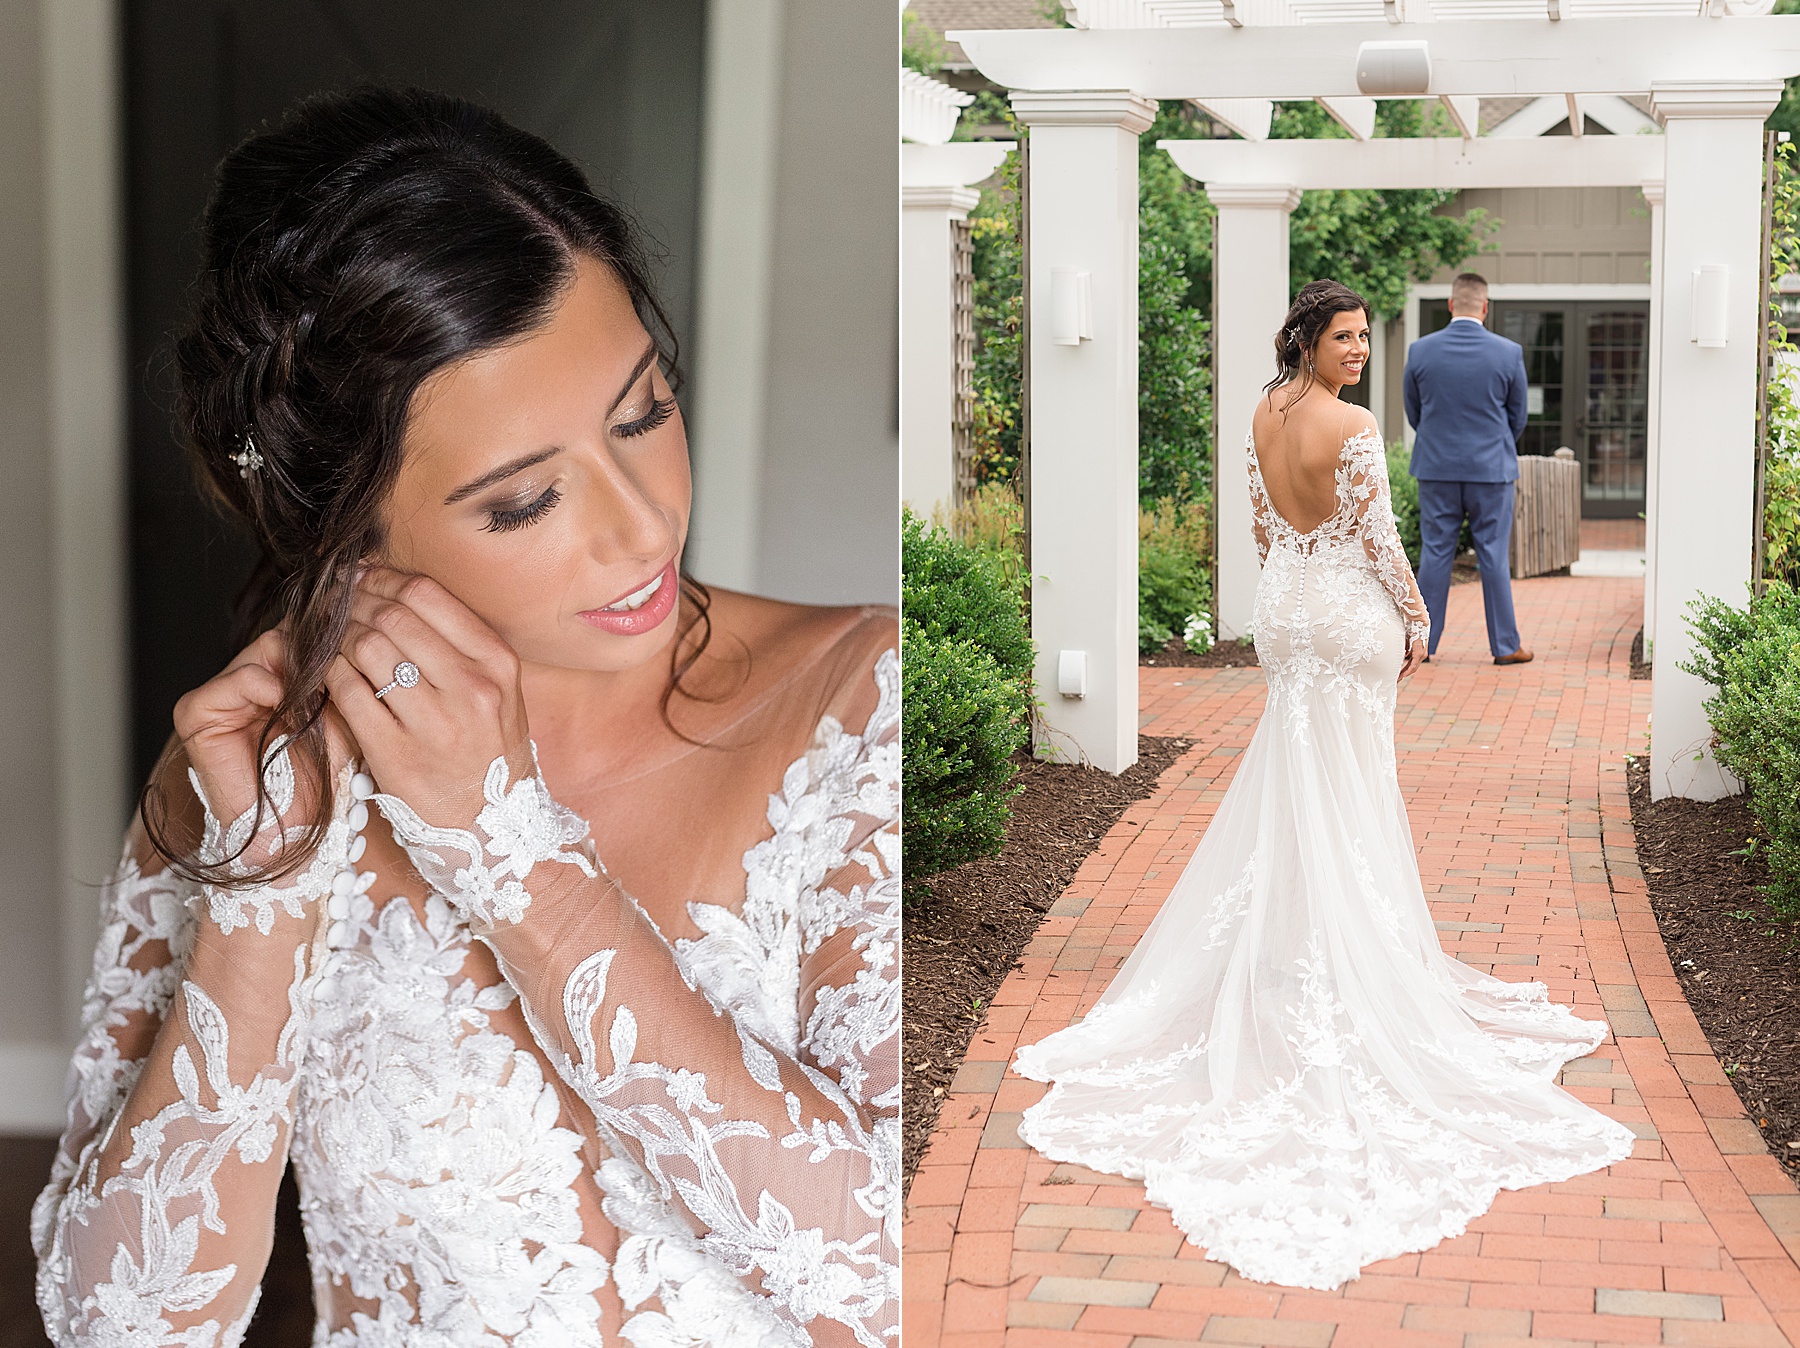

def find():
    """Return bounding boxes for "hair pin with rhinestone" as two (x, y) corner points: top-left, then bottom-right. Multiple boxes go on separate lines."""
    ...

(233, 433), (263, 480)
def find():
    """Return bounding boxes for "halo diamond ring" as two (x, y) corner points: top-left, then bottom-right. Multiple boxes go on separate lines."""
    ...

(374, 660), (421, 701)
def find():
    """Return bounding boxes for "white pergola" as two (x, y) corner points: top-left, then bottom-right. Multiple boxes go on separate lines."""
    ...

(919, 8), (1800, 801)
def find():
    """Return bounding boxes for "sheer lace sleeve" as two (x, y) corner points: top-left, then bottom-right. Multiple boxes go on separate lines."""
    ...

(32, 749), (348, 1347)
(1244, 433), (1272, 566)
(370, 649), (900, 1348)
(1343, 428), (1429, 648)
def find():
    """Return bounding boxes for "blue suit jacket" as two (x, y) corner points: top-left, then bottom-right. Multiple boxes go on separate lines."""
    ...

(1402, 318), (1529, 483)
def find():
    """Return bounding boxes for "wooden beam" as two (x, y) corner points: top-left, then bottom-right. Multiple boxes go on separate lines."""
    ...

(1440, 93), (1481, 138)
(1316, 95), (1377, 139)
(1158, 131), (1665, 188)
(947, 17), (1800, 98)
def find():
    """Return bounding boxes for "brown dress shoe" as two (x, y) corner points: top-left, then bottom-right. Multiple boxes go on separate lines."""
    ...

(1493, 648), (1534, 666)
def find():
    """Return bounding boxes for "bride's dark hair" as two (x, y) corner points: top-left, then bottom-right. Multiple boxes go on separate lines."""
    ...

(143, 85), (709, 886)
(1263, 278), (1371, 413)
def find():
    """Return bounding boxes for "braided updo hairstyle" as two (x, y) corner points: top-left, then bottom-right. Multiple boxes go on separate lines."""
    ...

(1263, 278), (1371, 413)
(143, 85), (698, 886)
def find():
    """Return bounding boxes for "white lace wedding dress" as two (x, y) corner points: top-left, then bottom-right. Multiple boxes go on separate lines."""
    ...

(1013, 427), (1635, 1291)
(33, 631), (898, 1347)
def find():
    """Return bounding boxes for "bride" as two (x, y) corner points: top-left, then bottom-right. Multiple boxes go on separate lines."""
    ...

(1013, 279), (1634, 1291)
(32, 88), (896, 1347)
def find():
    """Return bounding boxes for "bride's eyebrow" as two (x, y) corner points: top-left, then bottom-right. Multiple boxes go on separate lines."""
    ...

(444, 446), (562, 506)
(608, 341), (659, 416)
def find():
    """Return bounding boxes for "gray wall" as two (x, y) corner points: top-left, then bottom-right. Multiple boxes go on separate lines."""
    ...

(756, 0), (900, 605)
(0, 0), (60, 1055)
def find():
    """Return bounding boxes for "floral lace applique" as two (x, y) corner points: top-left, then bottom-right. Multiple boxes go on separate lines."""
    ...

(39, 651), (901, 1347)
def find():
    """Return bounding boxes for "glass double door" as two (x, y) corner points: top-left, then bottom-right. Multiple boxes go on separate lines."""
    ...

(1418, 300), (1649, 518)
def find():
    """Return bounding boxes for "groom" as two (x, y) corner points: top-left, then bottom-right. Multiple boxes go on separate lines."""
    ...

(1401, 272), (1533, 666)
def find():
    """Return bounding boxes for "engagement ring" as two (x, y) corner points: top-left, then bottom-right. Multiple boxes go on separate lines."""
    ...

(374, 661), (421, 700)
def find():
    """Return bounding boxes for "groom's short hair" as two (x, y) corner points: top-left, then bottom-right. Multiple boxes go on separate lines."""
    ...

(1450, 272), (1489, 315)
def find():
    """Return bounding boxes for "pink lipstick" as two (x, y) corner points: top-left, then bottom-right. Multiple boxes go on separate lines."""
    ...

(578, 559), (678, 637)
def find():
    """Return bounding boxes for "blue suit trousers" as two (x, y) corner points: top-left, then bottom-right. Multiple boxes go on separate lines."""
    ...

(1415, 479), (1521, 658)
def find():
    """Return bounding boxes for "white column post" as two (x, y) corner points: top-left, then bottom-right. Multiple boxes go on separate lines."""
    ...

(1366, 306), (1387, 426)
(1012, 90), (1156, 774)
(899, 141), (1012, 522)
(1648, 82), (1783, 801)
(1402, 288), (1421, 453)
(1208, 183), (1300, 641)
(1640, 177), (1665, 659)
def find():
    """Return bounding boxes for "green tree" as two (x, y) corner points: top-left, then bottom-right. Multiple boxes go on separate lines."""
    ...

(1138, 104), (1217, 501)
(962, 114), (1026, 487)
(1273, 99), (1496, 321)
(1763, 138), (1800, 588)
(902, 7), (949, 75)
(1773, 0), (1800, 138)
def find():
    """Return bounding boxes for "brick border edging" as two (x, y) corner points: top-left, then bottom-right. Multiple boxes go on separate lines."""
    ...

(1586, 614), (1800, 1332)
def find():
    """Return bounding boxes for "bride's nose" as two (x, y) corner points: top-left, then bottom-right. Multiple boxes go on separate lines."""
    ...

(571, 438), (676, 565)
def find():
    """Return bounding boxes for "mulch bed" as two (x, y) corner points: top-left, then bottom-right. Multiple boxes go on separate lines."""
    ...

(902, 734), (1194, 1185)
(1628, 755), (1800, 1182)
(1630, 627), (1652, 681)
(1143, 637), (1259, 668)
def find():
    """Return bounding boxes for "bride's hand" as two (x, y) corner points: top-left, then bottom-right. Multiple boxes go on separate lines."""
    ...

(322, 566), (534, 827)
(174, 628), (354, 833)
(1398, 638), (1426, 680)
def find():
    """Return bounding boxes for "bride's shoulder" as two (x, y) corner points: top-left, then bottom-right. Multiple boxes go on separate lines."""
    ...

(701, 587), (897, 736)
(1336, 405), (1384, 459)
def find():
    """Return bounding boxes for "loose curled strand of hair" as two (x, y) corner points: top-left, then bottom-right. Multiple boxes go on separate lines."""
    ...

(1263, 278), (1372, 417)
(141, 85), (694, 889)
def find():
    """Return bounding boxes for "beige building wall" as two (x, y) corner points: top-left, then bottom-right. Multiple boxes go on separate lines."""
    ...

(1433, 185), (1653, 288)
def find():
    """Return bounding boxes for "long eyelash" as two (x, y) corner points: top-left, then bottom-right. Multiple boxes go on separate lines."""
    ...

(483, 484), (562, 534)
(617, 396), (676, 439)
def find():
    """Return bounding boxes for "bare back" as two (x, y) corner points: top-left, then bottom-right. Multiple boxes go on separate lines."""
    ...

(1251, 386), (1380, 535)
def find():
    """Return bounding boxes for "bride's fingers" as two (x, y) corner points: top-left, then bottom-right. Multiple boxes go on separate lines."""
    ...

(356, 566), (515, 668)
(349, 586), (481, 689)
(323, 653), (400, 748)
(219, 627), (291, 681)
(178, 661), (286, 732)
(340, 617), (435, 703)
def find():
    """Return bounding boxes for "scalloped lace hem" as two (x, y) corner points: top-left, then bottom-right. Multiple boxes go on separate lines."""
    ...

(1014, 1111), (1637, 1291)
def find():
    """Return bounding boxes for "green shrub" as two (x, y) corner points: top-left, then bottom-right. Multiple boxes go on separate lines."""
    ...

(901, 618), (1028, 878)
(938, 481), (1027, 599)
(1139, 494), (1213, 653)
(902, 507), (1032, 681)
(901, 507), (1034, 879)
(1682, 582), (1800, 912)
(1387, 442), (1423, 572)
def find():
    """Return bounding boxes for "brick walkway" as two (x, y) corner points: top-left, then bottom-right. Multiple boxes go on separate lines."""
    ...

(904, 574), (1800, 1348)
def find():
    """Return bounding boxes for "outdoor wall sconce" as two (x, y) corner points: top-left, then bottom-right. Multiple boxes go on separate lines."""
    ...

(1355, 40), (1431, 97)
(1058, 649), (1088, 698)
(1691, 264), (1729, 348)
(1050, 267), (1093, 346)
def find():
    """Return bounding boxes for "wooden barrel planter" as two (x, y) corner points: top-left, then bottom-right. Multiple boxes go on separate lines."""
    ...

(1510, 447), (1581, 579)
